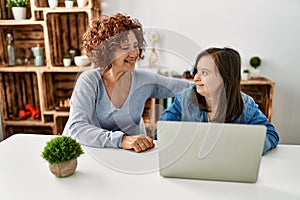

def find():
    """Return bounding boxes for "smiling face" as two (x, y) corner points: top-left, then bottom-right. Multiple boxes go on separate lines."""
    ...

(194, 55), (223, 100)
(111, 31), (139, 73)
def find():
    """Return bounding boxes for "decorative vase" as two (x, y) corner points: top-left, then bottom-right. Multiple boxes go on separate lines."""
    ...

(11, 7), (26, 20)
(49, 158), (77, 177)
(77, 0), (87, 8)
(48, 0), (58, 8)
(65, 1), (74, 8)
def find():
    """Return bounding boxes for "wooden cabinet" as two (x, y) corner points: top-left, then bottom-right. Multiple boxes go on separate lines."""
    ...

(241, 78), (274, 122)
(0, 0), (101, 139)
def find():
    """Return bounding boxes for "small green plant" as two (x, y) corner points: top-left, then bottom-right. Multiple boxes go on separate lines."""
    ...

(243, 69), (250, 73)
(6, 0), (29, 7)
(249, 56), (261, 69)
(41, 136), (84, 164)
(63, 55), (71, 59)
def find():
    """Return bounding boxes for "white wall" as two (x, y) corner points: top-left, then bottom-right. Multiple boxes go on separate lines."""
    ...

(103, 0), (300, 144)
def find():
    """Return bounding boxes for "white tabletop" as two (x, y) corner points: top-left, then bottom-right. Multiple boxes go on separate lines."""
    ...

(0, 134), (299, 200)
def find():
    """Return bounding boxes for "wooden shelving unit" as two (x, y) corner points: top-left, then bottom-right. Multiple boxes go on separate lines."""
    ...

(0, 0), (101, 139)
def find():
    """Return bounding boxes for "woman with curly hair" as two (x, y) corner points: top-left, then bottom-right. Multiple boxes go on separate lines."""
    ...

(63, 13), (191, 152)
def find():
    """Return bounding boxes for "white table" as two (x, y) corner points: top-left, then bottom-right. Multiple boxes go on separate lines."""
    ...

(0, 134), (299, 200)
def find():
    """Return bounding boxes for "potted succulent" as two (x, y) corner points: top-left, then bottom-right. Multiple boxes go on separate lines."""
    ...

(6, 0), (29, 20)
(48, 0), (58, 8)
(63, 55), (71, 67)
(249, 56), (262, 78)
(41, 136), (84, 177)
(65, 0), (74, 8)
(77, 0), (87, 8)
(241, 69), (250, 80)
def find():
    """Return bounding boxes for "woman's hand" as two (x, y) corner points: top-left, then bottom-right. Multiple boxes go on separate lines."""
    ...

(122, 134), (155, 153)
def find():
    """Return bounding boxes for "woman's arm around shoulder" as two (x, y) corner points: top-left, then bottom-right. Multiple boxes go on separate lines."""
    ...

(160, 95), (183, 121)
(135, 69), (192, 98)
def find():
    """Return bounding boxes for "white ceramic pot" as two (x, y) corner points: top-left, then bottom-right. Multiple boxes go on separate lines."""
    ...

(48, 0), (58, 8)
(251, 68), (261, 78)
(77, 0), (87, 8)
(63, 58), (71, 67)
(241, 72), (250, 80)
(11, 7), (26, 20)
(65, 1), (74, 8)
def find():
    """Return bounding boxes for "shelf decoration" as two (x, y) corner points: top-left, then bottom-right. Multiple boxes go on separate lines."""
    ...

(77, 0), (87, 8)
(65, 0), (74, 8)
(241, 69), (250, 80)
(6, 0), (29, 20)
(48, 0), (58, 8)
(63, 55), (71, 67)
(249, 56), (262, 78)
(148, 31), (160, 68)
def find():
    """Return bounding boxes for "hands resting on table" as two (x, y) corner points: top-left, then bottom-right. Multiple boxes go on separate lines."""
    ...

(121, 134), (155, 153)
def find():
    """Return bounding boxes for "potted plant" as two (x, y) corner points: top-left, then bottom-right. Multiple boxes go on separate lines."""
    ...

(77, 0), (87, 8)
(65, 0), (74, 8)
(6, 0), (29, 20)
(41, 136), (84, 177)
(241, 69), (250, 80)
(63, 55), (71, 67)
(249, 56), (262, 78)
(48, 0), (58, 8)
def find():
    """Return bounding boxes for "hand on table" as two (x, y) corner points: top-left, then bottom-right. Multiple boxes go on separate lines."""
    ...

(122, 134), (155, 153)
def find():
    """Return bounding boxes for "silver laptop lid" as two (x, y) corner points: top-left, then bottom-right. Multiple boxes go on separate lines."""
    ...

(157, 121), (266, 183)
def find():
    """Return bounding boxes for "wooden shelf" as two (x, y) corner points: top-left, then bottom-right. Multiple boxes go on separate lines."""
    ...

(0, 66), (94, 72)
(0, 0), (101, 139)
(0, 20), (44, 25)
(240, 77), (274, 85)
(41, 7), (94, 13)
(2, 120), (53, 126)
(0, 66), (47, 72)
(44, 65), (94, 72)
(43, 110), (70, 117)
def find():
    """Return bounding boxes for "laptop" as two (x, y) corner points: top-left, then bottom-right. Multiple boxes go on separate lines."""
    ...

(157, 121), (266, 183)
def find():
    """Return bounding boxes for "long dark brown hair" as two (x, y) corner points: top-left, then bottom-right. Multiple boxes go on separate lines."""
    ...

(82, 13), (146, 73)
(193, 47), (244, 122)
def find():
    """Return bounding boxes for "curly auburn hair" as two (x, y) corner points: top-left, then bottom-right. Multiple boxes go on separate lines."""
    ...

(82, 13), (146, 73)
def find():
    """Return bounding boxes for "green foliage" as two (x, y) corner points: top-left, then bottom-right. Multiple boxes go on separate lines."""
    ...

(63, 55), (71, 59)
(6, 0), (29, 7)
(243, 69), (250, 73)
(41, 136), (84, 164)
(249, 56), (261, 69)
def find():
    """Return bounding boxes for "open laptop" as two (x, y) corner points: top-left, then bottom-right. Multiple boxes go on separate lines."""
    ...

(157, 121), (266, 183)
